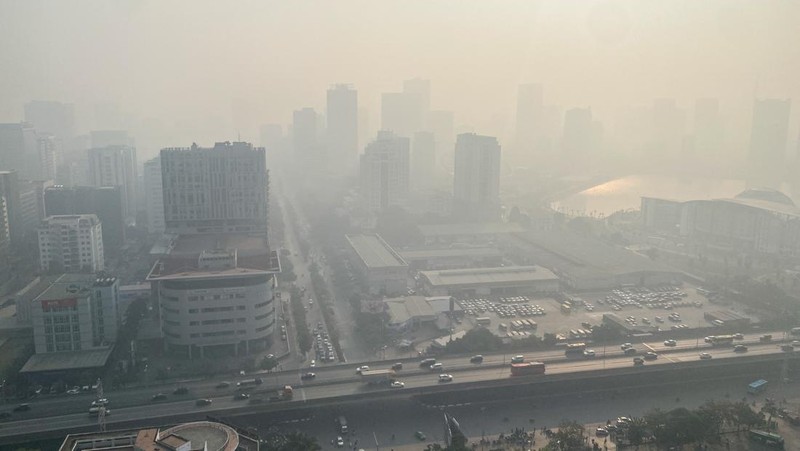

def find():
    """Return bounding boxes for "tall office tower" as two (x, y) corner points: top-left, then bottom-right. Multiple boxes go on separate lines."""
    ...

(748, 98), (791, 189)
(160, 141), (268, 235)
(412, 131), (436, 191)
(44, 186), (125, 250)
(87, 145), (138, 220)
(651, 99), (686, 157)
(326, 84), (359, 176)
(360, 131), (410, 212)
(24, 101), (75, 143)
(453, 133), (501, 219)
(562, 108), (594, 156)
(0, 194), (8, 250)
(38, 214), (104, 273)
(429, 110), (455, 169)
(143, 157), (165, 234)
(515, 84), (543, 155)
(0, 171), (23, 245)
(0, 123), (39, 179)
(91, 130), (132, 148)
(381, 80), (429, 138)
(403, 78), (431, 127)
(37, 134), (59, 181)
(693, 98), (723, 159)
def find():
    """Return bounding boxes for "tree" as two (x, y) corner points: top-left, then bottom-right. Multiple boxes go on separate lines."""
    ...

(626, 417), (648, 446)
(444, 327), (502, 354)
(261, 355), (279, 371)
(264, 431), (321, 451)
(547, 420), (586, 450)
(733, 401), (762, 431)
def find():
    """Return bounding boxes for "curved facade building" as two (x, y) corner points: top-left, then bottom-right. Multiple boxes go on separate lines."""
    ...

(148, 234), (280, 358)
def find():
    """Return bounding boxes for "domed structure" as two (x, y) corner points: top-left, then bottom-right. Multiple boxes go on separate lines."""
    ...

(734, 188), (795, 206)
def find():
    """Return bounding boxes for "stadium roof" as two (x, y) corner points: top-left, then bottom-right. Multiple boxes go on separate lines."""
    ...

(421, 265), (558, 287)
(345, 234), (407, 269)
(417, 222), (526, 238)
(20, 348), (113, 373)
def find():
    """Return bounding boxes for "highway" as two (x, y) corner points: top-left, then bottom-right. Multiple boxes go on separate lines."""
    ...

(0, 331), (795, 438)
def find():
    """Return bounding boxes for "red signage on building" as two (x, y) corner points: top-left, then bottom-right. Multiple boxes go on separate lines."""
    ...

(41, 298), (78, 309)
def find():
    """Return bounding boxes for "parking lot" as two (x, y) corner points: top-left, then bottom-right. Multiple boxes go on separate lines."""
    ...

(456, 283), (757, 341)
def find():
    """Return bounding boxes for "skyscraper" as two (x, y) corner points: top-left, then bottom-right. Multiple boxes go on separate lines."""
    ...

(381, 79), (429, 138)
(143, 157), (165, 234)
(515, 84), (543, 155)
(160, 141), (268, 235)
(748, 98), (791, 188)
(412, 131), (436, 191)
(562, 108), (593, 156)
(0, 171), (23, 246)
(0, 123), (39, 179)
(87, 145), (138, 220)
(453, 133), (501, 219)
(37, 134), (60, 181)
(360, 131), (410, 212)
(327, 84), (359, 176)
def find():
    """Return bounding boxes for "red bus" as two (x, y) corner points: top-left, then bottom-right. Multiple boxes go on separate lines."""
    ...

(510, 362), (546, 376)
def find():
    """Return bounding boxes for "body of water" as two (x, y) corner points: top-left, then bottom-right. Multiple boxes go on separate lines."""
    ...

(552, 174), (769, 217)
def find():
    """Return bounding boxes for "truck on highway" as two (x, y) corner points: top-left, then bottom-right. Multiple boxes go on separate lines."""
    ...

(359, 369), (396, 384)
(710, 335), (734, 347)
(510, 362), (546, 376)
(268, 385), (294, 402)
(237, 377), (263, 387)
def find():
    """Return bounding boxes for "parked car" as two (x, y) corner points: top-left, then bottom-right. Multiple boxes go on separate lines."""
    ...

(595, 427), (609, 437)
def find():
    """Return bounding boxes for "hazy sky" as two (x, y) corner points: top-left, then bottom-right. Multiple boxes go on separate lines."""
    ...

(1, 0), (799, 157)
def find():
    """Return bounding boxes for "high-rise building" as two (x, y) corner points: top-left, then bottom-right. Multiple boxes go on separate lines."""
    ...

(515, 84), (543, 155)
(0, 194), (9, 251)
(87, 145), (138, 220)
(23, 101), (75, 142)
(38, 214), (104, 273)
(160, 141), (268, 235)
(381, 80), (429, 138)
(562, 108), (594, 156)
(748, 98), (791, 188)
(0, 171), (23, 245)
(37, 134), (59, 181)
(29, 273), (119, 353)
(0, 122), (40, 179)
(143, 157), (165, 234)
(44, 185), (126, 250)
(429, 110), (455, 169)
(412, 131), (436, 191)
(453, 133), (501, 219)
(326, 84), (359, 176)
(360, 131), (410, 212)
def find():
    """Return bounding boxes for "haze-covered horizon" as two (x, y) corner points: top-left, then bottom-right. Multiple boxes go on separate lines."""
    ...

(2, 0), (800, 161)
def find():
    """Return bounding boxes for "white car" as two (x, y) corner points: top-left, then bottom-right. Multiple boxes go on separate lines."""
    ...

(621, 343), (633, 350)
(336, 436), (344, 447)
(91, 398), (109, 407)
(699, 352), (712, 360)
(356, 366), (369, 374)
(438, 374), (453, 382)
(310, 360), (316, 368)
(390, 381), (405, 388)
(66, 388), (81, 395)
(583, 349), (596, 358)
(664, 339), (677, 347)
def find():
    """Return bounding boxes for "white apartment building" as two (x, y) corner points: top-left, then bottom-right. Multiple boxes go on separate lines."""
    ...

(160, 142), (268, 235)
(359, 131), (410, 212)
(38, 214), (104, 273)
(143, 157), (165, 234)
(30, 273), (120, 353)
(87, 145), (138, 220)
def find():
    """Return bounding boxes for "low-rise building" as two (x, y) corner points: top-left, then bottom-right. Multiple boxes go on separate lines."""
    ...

(147, 233), (280, 358)
(384, 295), (462, 333)
(398, 246), (503, 271)
(419, 265), (559, 297)
(345, 233), (408, 296)
(59, 420), (259, 451)
(417, 222), (526, 245)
